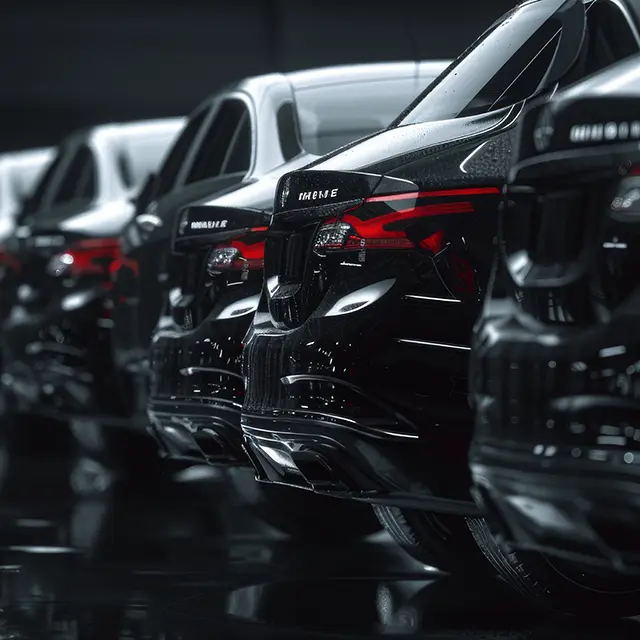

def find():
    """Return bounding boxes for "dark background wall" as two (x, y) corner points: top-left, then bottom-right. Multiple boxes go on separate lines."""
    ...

(0, 0), (516, 152)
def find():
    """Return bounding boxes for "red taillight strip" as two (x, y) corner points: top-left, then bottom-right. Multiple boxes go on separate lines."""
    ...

(56, 237), (121, 280)
(365, 186), (500, 203)
(109, 256), (139, 279)
(214, 226), (269, 270)
(0, 248), (20, 273)
(342, 202), (474, 240)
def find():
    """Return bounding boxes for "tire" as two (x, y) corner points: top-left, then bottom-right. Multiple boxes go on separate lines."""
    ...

(230, 470), (380, 540)
(467, 498), (640, 618)
(373, 505), (494, 574)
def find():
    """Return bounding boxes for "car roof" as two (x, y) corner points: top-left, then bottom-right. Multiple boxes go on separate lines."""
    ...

(230, 60), (450, 96)
(0, 147), (54, 168)
(285, 61), (432, 89)
(89, 118), (186, 144)
(65, 118), (185, 146)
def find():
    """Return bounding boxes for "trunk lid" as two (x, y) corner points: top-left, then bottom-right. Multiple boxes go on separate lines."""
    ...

(265, 169), (499, 330)
(168, 203), (270, 330)
(9, 200), (131, 314)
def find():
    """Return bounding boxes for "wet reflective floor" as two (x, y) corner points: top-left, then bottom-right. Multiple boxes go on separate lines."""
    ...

(0, 416), (638, 639)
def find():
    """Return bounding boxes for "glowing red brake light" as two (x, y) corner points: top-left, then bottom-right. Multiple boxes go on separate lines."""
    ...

(206, 226), (268, 273)
(46, 238), (121, 284)
(0, 245), (20, 275)
(313, 187), (500, 255)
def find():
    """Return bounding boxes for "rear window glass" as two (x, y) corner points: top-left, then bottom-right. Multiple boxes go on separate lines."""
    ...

(396, 0), (585, 126)
(292, 77), (420, 156)
(53, 145), (96, 205)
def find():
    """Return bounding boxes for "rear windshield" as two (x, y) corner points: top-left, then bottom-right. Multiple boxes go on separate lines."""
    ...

(395, 0), (584, 126)
(293, 76), (424, 156)
(22, 143), (97, 219)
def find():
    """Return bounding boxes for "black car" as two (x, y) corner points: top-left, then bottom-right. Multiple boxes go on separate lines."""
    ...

(106, 61), (448, 468)
(0, 119), (184, 423)
(469, 53), (640, 616)
(240, 0), (640, 596)
(143, 59), (452, 537)
(147, 170), (381, 539)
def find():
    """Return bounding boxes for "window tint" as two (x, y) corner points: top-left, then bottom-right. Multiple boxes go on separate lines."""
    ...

(293, 78), (418, 156)
(277, 102), (302, 161)
(221, 111), (252, 174)
(157, 108), (209, 196)
(397, 0), (585, 125)
(118, 126), (181, 192)
(184, 99), (249, 184)
(53, 145), (96, 205)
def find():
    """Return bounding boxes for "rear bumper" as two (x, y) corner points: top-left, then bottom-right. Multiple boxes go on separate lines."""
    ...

(469, 309), (640, 571)
(1, 289), (121, 418)
(241, 413), (480, 517)
(472, 449), (640, 573)
(148, 398), (249, 467)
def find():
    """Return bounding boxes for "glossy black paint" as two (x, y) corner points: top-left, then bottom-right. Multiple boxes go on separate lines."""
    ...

(470, 53), (640, 573)
(240, 0), (640, 514)
(0, 120), (183, 419)
(147, 192), (270, 465)
(109, 62), (448, 424)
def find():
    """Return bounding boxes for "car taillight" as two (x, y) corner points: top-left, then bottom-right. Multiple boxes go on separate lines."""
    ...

(0, 245), (20, 277)
(313, 187), (500, 255)
(46, 238), (121, 286)
(206, 227), (268, 274)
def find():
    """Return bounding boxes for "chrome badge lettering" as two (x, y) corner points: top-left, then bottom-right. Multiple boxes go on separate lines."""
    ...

(189, 220), (228, 230)
(298, 188), (339, 201)
(569, 121), (640, 144)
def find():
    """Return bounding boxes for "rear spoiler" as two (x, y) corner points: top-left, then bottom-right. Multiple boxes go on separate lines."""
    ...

(172, 205), (270, 253)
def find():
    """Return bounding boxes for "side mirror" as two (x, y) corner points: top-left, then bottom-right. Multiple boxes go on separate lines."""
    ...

(172, 204), (269, 254)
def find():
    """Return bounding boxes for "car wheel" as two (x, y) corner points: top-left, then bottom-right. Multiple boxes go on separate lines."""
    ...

(373, 505), (493, 574)
(230, 471), (380, 540)
(467, 503), (640, 618)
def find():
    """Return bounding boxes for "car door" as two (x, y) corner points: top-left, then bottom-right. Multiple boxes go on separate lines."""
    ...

(116, 96), (256, 372)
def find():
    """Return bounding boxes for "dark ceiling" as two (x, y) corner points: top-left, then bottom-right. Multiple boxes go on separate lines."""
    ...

(0, 0), (516, 152)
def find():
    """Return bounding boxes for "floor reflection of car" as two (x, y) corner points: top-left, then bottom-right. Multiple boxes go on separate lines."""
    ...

(0, 148), (54, 323)
(107, 60), (449, 465)
(470, 53), (640, 618)
(239, 0), (640, 603)
(0, 118), (185, 422)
